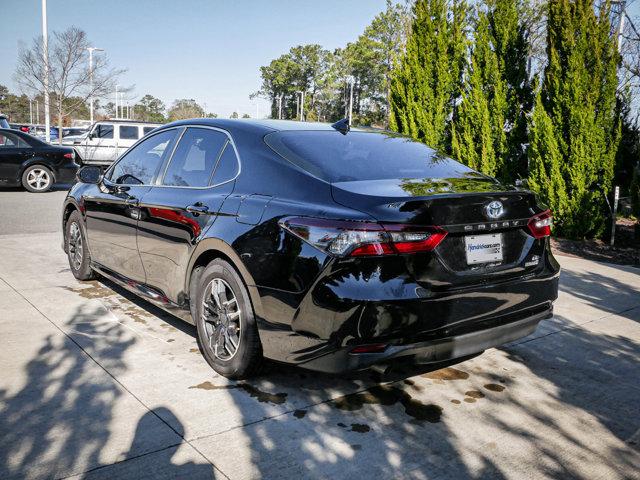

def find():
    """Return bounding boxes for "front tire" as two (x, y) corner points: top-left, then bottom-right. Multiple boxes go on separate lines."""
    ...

(193, 259), (263, 379)
(65, 210), (95, 280)
(22, 165), (54, 192)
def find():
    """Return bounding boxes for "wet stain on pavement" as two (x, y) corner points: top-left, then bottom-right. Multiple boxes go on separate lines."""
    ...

(350, 423), (370, 433)
(188, 381), (287, 405)
(337, 422), (347, 428)
(332, 385), (442, 423)
(484, 383), (506, 392)
(464, 398), (476, 403)
(167, 339), (175, 343)
(422, 367), (469, 381)
(189, 348), (200, 353)
(293, 409), (307, 419)
(351, 444), (362, 451)
(465, 390), (485, 399)
(451, 399), (461, 405)
(64, 283), (114, 300)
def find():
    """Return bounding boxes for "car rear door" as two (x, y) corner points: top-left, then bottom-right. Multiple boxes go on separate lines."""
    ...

(0, 131), (31, 185)
(83, 128), (180, 282)
(136, 126), (240, 302)
(116, 124), (141, 160)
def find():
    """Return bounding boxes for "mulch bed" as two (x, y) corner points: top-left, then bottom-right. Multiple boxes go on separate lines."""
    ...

(551, 218), (640, 267)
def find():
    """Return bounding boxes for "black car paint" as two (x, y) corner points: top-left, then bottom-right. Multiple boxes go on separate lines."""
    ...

(62, 119), (560, 373)
(0, 128), (78, 186)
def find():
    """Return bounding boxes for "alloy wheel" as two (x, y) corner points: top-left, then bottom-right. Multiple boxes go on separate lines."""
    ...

(68, 222), (83, 271)
(201, 278), (241, 360)
(26, 168), (51, 191)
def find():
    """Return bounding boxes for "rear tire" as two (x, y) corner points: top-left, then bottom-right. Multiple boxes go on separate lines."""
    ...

(22, 165), (54, 193)
(193, 259), (262, 379)
(65, 210), (95, 280)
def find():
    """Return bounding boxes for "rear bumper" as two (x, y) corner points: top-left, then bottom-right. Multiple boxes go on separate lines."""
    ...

(54, 162), (79, 183)
(298, 306), (551, 373)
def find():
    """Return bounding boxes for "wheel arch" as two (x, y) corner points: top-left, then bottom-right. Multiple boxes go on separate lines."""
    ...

(61, 200), (82, 252)
(186, 238), (264, 319)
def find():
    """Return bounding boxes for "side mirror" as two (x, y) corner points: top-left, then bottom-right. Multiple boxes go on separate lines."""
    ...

(77, 165), (103, 184)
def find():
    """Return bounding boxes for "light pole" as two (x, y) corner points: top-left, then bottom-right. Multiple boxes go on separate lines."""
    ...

(115, 85), (119, 119)
(347, 76), (354, 125)
(41, 0), (50, 143)
(86, 47), (104, 125)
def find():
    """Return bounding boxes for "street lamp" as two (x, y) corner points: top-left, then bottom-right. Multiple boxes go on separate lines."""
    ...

(86, 47), (104, 124)
(41, 0), (50, 143)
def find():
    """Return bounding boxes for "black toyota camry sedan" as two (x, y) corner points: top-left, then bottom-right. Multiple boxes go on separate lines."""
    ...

(61, 119), (560, 378)
(0, 128), (78, 192)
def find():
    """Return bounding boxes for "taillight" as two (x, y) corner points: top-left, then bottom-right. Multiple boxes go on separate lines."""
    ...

(279, 217), (447, 257)
(527, 210), (553, 238)
(63, 152), (74, 159)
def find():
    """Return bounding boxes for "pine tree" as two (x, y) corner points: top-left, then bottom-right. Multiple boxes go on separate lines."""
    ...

(452, 0), (531, 182)
(389, 0), (469, 151)
(528, 0), (620, 239)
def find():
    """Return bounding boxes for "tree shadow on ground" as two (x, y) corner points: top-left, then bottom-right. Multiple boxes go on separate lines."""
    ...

(0, 304), (214, 479)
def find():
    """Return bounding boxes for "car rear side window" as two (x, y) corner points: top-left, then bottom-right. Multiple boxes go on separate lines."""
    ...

(162, 128), (227, 187)
(119, 125), (139, 140)
(0, 132), (29, 148)
(95, 124), (114, 139)
(210, 142), (239, 185)
(109, 129), (178, 185)
(264, 131), (474, 182)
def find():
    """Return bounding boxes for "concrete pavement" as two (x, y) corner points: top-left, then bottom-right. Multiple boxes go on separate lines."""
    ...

(0, 195), (638, 479)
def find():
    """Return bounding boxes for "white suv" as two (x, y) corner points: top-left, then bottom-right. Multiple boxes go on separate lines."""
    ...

(68, 120), (162, 166)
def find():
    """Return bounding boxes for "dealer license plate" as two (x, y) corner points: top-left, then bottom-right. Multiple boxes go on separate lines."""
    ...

(464, 233), (503, 265)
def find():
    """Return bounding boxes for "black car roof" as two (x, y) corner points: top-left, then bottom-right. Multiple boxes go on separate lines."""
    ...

(159, 118), (378, 135)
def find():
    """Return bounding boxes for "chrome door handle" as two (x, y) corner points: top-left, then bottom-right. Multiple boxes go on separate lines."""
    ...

(186, 204), (209, 215)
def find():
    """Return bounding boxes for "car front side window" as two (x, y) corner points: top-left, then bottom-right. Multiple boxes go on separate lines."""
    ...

(95, 124), (114, 139)
(108, 129), (178, 185)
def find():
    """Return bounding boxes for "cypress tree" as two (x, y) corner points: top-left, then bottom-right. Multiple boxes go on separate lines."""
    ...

(452, 0), (531, 182)
(452, 9), (506, 177)
(528, 0), (620, 239)
(389, 0), (468, 151)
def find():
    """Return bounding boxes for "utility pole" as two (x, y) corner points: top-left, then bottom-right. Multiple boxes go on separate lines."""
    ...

(36, 99), (39, 124)
(29, 99), (33, 125)
(296, 92), (300, 120)
(278, 94), (283, 120)
(115, 85), (119, 119)
(41, 0), (50, 143)
(87, 47), (104, 124)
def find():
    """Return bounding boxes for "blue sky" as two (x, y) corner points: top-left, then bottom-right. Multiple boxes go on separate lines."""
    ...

(0, 0), (389, 118)
(1, 1), (638, 119)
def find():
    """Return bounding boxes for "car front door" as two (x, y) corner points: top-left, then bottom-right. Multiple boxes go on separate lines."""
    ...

(0, 131), (31, 185)
(136, 126), (239, 302)
(83, 128), (180, 282)
(82, 123), (117, 164)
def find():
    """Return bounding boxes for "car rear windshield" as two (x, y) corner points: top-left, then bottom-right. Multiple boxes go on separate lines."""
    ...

(264, 130), (474, 183)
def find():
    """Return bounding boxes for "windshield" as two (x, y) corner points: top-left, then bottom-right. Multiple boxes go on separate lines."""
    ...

(264, 130), (475, 183)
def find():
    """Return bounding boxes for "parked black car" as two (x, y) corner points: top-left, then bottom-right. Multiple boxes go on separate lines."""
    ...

(0, 128), (78, 192)
(62, 119), (560, 379)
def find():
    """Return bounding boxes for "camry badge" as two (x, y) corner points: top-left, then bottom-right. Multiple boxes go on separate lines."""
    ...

(485, 201), (505, 219)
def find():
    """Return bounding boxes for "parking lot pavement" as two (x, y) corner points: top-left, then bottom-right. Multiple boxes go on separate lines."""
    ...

(0, 203), (639, 479)
(0, 187), (70, 235)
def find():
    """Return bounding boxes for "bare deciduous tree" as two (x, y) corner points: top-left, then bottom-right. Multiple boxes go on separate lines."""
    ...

(14, 27), (125, 144)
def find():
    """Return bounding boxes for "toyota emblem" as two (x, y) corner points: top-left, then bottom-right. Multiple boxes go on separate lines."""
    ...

(485, 200), (505, 219)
